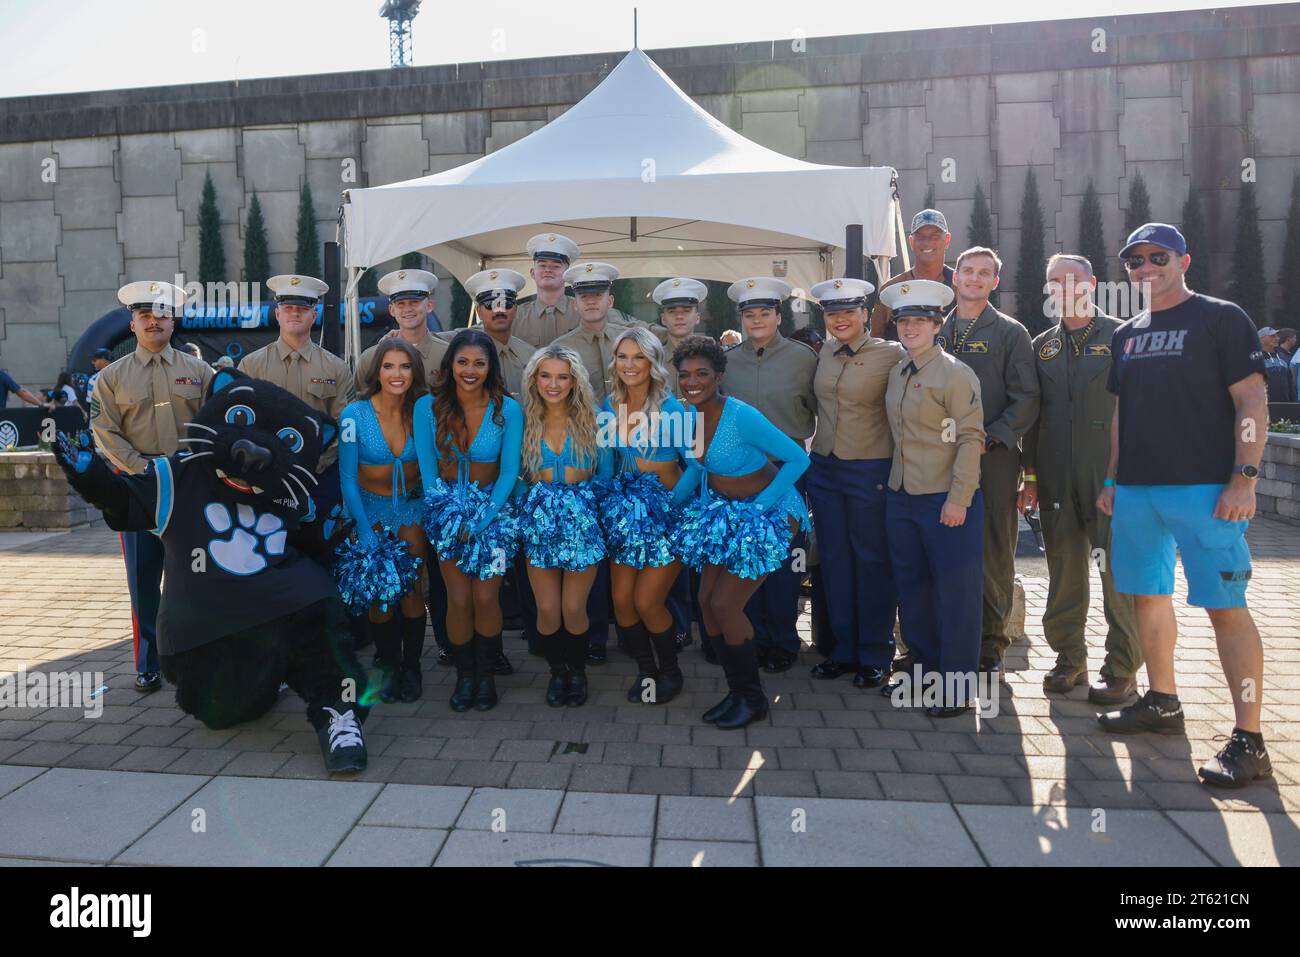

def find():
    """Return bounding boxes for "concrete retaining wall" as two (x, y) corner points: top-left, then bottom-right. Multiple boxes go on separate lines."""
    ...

(0, 453), (98, 531)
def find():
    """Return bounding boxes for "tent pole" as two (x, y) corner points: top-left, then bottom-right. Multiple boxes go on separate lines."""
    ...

(845, 224), (863, 280)
(894, 194), (912, 274)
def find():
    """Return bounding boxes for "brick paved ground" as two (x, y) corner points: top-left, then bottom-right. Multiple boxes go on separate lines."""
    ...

(0, 520), (1297, 865)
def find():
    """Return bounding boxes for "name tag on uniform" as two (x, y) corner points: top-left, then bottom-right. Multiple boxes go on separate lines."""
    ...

(309, 377), (337, 385)
(1084, 344), (1111, 356)
(962, 341), (989, 353)
(174, 377), (203, 386)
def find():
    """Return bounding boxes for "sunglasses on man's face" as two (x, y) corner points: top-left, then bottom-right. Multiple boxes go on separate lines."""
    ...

(1122, 251), (1173, 270)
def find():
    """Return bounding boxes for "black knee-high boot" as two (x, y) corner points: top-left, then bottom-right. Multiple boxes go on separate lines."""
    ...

(540, 629), (567, 708)
(619, 622), (658, 703)
(371, 617), (402, 704)
(449, 640), (476, 712)
(701, 630), (719, 665)
(399, 612), (426, 703)
(563, 627), (588, 707)
(473, 633), (501, 711)
(648, 625), (684, 704)
(715, 640), (769, 730)
(701, 634), (737, 722)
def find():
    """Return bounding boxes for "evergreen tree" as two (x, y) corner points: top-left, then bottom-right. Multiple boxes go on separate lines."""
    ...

(400, 251), (426, 270)
(357, 267), (379, 298)
(198, 170), (226, 285)
(1280, 172), (1300, 322)
(243, 192), (271, 295)
(1016, 168), (1047, 333)
(294, 180), (321, 277)
(1228, 181), (1266, 322)
(968, 180), (994, 249)
(702, 280), (735, 339)
(1125, 169), (1152, 236)
(923, 182), (936, 211)
(1181, 188), (1210, 295)
(449, 277), (472, 329)
(1078, 180), (1109, 284)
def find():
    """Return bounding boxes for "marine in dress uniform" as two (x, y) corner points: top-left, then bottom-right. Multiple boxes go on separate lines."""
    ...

(513, 234), (632, 347)
(238, 275), (353, 512)
(652, 277), (709, 649)
(881, 280), (986, 716)
(463, 268), (538, 397)
(1021, 256), (1141, 705)
(806, 277), (906, 687)
(91, 281), (214, 691)
(357, 269), (447, 390)
(553, 263), (626, 404)
(938, 249), (1039, 676)
(721, 277), (817, 672)
(653, 277), (707, 395)
(871, 210), (956, 341)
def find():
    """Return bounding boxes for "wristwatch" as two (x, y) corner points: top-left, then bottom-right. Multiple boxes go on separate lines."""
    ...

(1235, 465), (1260, 480)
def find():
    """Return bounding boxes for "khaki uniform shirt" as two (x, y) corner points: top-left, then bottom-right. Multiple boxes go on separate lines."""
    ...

(1023, 312), (1122, 507)
(357, 331), (449, 392)
(885, 344), (985, 506)
(870, 265), (955, 339)
(938, 303), (1039, 449)
(238, 339), (353, 469)
(661, 334), (692, 395)
(812, 334), (907, 459)
(513, 295), (633, 348)
(722, 335), (818, 441)
(489, 334), (537, 397)
(553, 322), (624, 404)
(90, 344), (213, 475)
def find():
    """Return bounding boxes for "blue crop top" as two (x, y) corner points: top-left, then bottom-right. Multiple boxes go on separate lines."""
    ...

(413, 393), (523, 533)
(338, 398), (420, 545)
(595, 394), (703, 508)
(691, 397), (810, 512)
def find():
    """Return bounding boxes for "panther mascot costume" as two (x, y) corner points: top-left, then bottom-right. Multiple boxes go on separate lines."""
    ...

(54, 369), (371, 773)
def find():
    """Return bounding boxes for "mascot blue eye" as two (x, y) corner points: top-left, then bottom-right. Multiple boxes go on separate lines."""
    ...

(277, 427), (304, 453)
(225, 404), (255, 426)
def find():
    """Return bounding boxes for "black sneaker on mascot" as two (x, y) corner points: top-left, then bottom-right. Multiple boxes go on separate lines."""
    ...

(317, 704), (368, 773)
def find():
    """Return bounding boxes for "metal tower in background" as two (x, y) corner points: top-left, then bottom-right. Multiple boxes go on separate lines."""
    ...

(379, 0), (421, 68)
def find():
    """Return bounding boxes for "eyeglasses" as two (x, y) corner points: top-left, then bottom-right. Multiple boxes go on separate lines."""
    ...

(1122, 251), (1173, 270)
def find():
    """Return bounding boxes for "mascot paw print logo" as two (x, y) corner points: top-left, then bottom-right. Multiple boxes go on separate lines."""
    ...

(204, 502), (288, 575)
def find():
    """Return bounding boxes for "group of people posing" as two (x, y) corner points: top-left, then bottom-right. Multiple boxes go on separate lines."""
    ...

(88, 215), (1273, 786)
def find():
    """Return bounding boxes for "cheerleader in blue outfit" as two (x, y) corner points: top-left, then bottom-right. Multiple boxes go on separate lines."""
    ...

(414, 330), (523, 712)
(515, 344), (605, 708)
(672, 336), (810, 730)
(336, 339), (428, 704)
(596, 326), (703, 705)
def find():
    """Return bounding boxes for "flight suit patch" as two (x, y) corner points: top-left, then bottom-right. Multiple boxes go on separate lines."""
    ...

(1084, 344), (1111, 356)
(962, 341), (989, 353)
(1039, 338), (1062, 360)
(935, 335), (947, 350)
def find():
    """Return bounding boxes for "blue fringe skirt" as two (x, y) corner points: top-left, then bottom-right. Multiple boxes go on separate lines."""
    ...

(423, 477), (519, 580)
(514, 480), (605, 571)
(671, 486), (809, 580)
(347, 487), (425, 533)
(593, 471), (681, 569)
(333, 530), (424, 615)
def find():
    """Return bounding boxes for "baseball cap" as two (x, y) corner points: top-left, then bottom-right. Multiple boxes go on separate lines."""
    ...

(910, 209), (949, 234)
(1119, 223), (1188, 258)
(1258, 326), (1279, 336)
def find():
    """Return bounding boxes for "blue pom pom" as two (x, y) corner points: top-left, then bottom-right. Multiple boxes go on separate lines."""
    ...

(333, 529), (423, 615)
(672, 495), (800, 579)
(515, 481), (605, 570)
(424, 478), (519, 579)
(595, 471), (676, 568)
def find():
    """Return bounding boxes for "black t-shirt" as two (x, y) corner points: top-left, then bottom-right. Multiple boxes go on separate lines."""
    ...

(134, 455), (337, 655)
(1107, 294), (1265, 486)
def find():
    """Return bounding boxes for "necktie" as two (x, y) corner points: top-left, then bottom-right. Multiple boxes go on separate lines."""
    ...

(287, 349), (303, 398)
(835, 344), (854, 357)
(596, 331), (610, 401)
(900, 360), (918, 376)
(149, 353), (179, 454)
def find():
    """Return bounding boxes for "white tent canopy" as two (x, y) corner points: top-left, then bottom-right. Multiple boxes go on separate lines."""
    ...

(340, 47), (900, 356)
